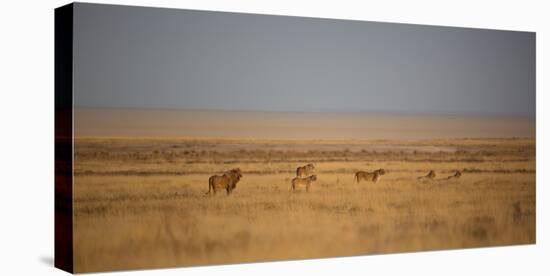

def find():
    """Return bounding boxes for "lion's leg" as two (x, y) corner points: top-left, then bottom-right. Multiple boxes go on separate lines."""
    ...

(205, 179), (212, 196)
(306, 183), (310, 192)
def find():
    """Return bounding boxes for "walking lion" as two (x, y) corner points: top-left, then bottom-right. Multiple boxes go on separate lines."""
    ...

(354, 169), (386, 184)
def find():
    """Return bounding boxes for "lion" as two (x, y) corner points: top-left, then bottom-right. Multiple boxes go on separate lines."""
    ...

(205, 168), (243, 196)
(290, 175), (317, 192)
(296, 163), (315, 177)
(444, 170), (462, 180)
(417, 170), (436, 180)
(354, 169), (386, 184)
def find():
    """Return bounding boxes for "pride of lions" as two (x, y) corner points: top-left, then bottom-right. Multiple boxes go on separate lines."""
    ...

(205, 164), (463, 196)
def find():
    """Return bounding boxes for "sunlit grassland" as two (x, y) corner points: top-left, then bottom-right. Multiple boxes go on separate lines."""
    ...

(73, 138), (535, 272)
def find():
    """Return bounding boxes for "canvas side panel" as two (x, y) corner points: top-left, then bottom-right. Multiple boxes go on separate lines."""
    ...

(54, 3), (74, 274)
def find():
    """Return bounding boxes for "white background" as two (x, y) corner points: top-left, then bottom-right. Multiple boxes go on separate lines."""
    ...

(0, 0), (547, 275)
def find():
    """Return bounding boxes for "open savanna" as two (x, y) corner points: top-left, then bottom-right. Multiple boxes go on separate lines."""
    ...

(73, 137), (535, 272)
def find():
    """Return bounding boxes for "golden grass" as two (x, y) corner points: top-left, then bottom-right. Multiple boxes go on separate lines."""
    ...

(73, 138), (535, 272)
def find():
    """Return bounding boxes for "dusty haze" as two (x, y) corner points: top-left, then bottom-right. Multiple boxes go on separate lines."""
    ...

(75, 108), (535, 140)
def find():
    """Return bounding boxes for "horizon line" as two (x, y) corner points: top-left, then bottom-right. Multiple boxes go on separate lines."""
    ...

(75, 106), (536, 119)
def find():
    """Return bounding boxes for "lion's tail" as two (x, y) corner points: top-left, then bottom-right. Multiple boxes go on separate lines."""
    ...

(354, 173), (358, 184)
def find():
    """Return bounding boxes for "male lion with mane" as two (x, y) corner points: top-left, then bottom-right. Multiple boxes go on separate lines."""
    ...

(205, 168), (243, 196)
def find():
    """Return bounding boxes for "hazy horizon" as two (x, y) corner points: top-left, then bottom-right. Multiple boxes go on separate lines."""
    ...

(75, 105), (536, 119)
(75, 108), (535, 139)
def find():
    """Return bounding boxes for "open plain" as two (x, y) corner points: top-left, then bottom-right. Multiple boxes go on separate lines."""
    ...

(74, 136), (535, 272)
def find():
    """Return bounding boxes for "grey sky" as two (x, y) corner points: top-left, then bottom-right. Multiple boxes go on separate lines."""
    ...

(73, 3), (535, 116)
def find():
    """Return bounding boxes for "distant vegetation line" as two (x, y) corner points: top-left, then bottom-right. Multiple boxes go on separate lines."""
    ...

(75, 168), (535, 177)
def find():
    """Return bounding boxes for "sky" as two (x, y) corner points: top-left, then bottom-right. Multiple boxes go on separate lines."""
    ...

(73, 3), (535, 116)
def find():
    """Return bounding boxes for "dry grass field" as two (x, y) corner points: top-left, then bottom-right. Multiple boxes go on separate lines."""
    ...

(73, 137), (535, 272)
